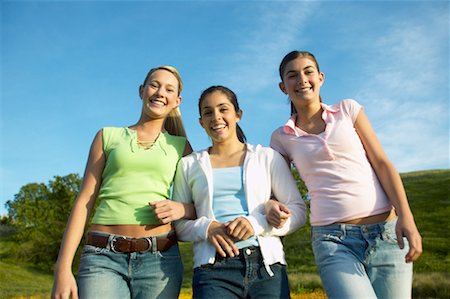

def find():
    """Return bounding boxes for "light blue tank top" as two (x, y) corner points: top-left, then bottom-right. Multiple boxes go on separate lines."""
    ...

(212, 166), (259, 249)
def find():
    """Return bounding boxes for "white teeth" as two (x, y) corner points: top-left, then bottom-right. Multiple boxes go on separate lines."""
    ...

(212, 124), (226, 130)
(297, 87), (311, 92)
(150, 99), (166, 106)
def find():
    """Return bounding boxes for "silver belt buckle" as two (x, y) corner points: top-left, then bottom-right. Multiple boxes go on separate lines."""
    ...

(110, 236), (126, 253)
(140, 237), (153, 253)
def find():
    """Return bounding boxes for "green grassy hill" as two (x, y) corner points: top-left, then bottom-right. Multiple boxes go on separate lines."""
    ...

(1, 169), (449, 298)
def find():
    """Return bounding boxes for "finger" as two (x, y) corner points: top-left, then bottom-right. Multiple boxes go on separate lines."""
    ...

(227, 238), (239, 256)
(405, 249), (415, 263)
(211, 236), (227, 257)
(279, 211), (290, 219)
(149, 200), (170, 209)
(219, 235), (236, 257)
(72, 288), (79, 299)
(226, 220), (237, 235)
(241, 230), (253, 240)
(159, 216), (172, 224)
(268, 215), (282, 228)
(229, 224), (244, 240)
(396, 231), (405, 250)
(237, 228), (248, 240)
(406, 239), (422, 262)
(153, 210), (169, 220)
(149, 201), (164, 208)
(279, 205), (291, 215)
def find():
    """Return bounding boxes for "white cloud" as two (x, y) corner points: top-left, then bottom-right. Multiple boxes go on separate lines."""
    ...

(354, 10), (449, 171)
(214, 2), (320, 93)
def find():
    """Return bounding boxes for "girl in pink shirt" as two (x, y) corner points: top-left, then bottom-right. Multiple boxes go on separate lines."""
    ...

(268, 51), (422, 299)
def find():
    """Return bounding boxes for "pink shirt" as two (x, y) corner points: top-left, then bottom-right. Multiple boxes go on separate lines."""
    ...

(270, 99), (392, 226)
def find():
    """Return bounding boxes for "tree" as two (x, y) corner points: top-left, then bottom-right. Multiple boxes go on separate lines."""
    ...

(291, 166), (309, 199)
(6, 174), (81, 271)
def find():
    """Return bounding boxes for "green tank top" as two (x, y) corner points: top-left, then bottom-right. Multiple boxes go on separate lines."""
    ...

(92, 127), (186, 225)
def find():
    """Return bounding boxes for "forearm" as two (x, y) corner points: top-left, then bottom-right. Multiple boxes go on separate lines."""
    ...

(182, 202), (197, 220)
(175, 216), (212, 242)
(374, 161), (414, 218)
(54, 199), (94, 273)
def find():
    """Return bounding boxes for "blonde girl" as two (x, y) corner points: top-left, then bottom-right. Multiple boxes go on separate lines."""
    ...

(52, 66), (194, 299)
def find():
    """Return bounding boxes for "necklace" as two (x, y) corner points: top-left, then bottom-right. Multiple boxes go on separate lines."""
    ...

(136, 132), (160, 150)
(136, 140), (155, 150)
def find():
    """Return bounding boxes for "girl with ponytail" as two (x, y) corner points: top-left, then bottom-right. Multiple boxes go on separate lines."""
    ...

(172, 85), (306, 298)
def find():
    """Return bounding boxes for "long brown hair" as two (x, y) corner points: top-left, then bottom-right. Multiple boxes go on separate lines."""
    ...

(142, 66), (187, 137)
(279, 51), (322, 116)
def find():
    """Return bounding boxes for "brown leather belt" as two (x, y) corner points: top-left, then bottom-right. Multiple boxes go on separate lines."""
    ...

(86, 231), (177, 253)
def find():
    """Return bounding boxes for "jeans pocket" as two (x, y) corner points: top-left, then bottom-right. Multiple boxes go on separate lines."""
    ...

(81, 245), (109, 257)
(381, 225), (401, 245)
(312, 230), (344, 244)
(156, 245), (181, 260)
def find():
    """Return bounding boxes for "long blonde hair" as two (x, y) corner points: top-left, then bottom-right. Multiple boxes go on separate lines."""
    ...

(143, 66), (187, 137)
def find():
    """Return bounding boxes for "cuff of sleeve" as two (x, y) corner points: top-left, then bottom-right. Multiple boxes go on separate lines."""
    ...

(245, 214), (268, 236)
(199, 217), (213, 241)
(264, 217), (292, 236)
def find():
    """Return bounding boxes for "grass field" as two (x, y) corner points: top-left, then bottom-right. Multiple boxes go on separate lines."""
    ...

(0, 169), (449, 299)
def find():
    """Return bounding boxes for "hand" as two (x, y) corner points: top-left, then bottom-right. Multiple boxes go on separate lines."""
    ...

(149, 200), (186, 223)
(51, 270), (78, 299)
(395, 215), (423, 263)
(226, 217), (254, 241)
(265, 200), (291, 229)
(207, 221), (239, 258)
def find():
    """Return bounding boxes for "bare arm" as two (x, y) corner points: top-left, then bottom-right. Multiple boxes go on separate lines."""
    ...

(150, 200), (196, 223)
(150, 139), (196, 223)
(52, 130), (105, 299)
(183, 140), (193, 156)
(354, 109), (422, 263)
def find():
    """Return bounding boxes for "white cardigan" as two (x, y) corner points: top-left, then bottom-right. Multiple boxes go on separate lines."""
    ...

(172, 144), (306, 275)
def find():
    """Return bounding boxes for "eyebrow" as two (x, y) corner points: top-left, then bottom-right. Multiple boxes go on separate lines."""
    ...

(148, 79), (177, 89)
(286, 65), (315, 75)
(201, 102), (231, 110)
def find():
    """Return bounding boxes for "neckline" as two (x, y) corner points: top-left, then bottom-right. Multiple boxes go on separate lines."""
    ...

(126, 127), (165, 152)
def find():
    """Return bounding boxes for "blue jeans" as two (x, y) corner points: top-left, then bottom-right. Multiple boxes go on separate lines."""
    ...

(312, 218), (413, 299)
(193, 246), (290, 299)
(77, 232), (183, 299)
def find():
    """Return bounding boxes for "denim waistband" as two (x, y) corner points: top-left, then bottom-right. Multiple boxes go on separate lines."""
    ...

(312, 217), (397, 234)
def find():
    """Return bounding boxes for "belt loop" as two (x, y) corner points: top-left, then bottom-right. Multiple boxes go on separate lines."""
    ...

(341, 224), (347, 239)
(151, 236), (158, 253)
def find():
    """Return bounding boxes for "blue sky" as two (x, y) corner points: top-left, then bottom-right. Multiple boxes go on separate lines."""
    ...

(1, 0), (449, 215)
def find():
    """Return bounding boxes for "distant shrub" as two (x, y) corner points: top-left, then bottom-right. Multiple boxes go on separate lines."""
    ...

(5, 174), (82, 271)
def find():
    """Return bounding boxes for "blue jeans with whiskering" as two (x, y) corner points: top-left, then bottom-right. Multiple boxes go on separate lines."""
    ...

(77, 232), (183, 299)
(312, 218), (413, 299)
(193, 246), (290, 299)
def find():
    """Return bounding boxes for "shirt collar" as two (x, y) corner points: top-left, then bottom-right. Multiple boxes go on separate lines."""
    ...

(282, 102), (340, 136)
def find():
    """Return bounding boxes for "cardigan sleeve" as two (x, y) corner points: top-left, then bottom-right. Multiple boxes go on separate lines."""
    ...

(172, 158), (212, 242)
(263, 149), (307, 236)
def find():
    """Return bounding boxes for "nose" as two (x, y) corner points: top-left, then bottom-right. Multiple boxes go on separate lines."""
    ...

(212, 110), (222, 120)
(154, 87), (166, 97)
(298, 73), (308, 84)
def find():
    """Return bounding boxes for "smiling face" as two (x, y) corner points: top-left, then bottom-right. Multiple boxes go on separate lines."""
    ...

(139, 69), (182, 120)
(199, 90), (242, 144)
(279, 56), (324, 109)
